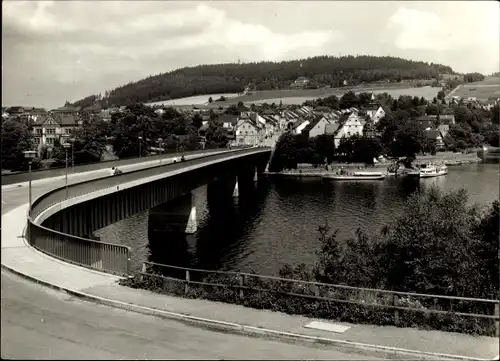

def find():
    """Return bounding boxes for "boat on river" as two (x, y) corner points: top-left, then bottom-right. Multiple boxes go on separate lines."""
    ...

(322, 171), (386, 181)
(407, 162), (448, 178)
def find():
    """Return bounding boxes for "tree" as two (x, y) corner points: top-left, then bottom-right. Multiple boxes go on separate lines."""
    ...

(1, 119), (39, 170)
(425, 104), (441, 115)
(312, 134), (335, 164)
(437, 90), (446, 100)
(205, 118), (227, 148)
(269, 133), (300, 172)
(381, 186), (489, 298)
(391, 120), (425, 158)
(208, 97), (213, 103)
(192, 113), (203, 129)
(339, 91), (358, 109)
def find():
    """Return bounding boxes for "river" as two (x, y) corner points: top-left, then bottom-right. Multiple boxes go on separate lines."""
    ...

(94, 162), (499, 275)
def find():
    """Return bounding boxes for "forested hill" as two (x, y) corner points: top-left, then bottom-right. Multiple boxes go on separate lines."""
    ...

(70, 55), (455, 108)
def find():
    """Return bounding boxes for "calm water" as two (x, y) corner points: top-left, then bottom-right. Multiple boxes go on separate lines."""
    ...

(94, 162), (499, 275)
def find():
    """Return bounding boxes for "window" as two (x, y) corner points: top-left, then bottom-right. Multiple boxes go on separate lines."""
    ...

(34, 137), (41, 144)
(65, 128), (71, 134)
(46, 137), (54, 144)
(46, 128), (55, 135)
(35, 128), (42, 134)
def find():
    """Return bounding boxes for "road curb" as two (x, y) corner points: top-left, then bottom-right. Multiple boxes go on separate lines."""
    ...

(0, 263), (491, 361)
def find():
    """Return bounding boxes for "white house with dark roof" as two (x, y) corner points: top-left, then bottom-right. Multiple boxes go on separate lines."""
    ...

(234, 116), (264, 146)
(302, 115), (332, 138)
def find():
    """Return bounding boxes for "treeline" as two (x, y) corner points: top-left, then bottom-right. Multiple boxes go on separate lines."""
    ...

(70, 55), (455, 107)
(124, 186), (499, 335)
(463, 72), (486, 83)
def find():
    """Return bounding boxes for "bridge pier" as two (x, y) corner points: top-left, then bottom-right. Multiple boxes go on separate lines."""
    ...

(150, 192), (197, 234)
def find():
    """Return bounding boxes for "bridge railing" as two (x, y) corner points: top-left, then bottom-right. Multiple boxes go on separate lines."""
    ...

(26, 147), (271, 277)
(136, 261), (500, 337)
(26, 220), (131, 276)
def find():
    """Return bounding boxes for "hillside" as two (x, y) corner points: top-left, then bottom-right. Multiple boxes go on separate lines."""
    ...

(70, 55), (454, 108)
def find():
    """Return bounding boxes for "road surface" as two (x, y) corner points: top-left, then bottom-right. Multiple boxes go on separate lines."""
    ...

(1, 270), (380, 360)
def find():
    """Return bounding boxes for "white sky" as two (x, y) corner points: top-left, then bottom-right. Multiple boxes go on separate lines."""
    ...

(2, 1), (499, 109)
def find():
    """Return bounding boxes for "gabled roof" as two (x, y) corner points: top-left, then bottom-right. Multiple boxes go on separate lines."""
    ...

(219, 114), (238, 125)
(438, 124), (450, 138)
(303, 115), (329, 133)
(325, 123), (340, 135)
(291, 119), (308, 129)
(424, 129), (441, 139)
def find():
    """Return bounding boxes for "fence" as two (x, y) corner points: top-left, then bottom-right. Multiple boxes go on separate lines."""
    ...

(27, 219), (131, 276)
(135, 261), (500, 337)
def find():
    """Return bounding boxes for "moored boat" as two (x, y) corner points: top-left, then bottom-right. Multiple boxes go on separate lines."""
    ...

(323, 171), (386, 181)
(408, 162), (448, 178)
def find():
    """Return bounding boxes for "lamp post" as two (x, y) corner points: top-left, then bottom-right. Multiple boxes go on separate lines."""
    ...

(157, 138), (163, 165)
(63, 142), (71, 199)
(138, 136), (143, 158)
(23, 150), (37, 213)
(68, 137), (75, 172)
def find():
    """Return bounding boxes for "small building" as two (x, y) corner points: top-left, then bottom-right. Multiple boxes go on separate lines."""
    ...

(293, 77), (310, 87)
(302, 115), (332, 138)
(234, 116), (264, 146)
(333, 112), (364, 147)
(32, 114), (81, 153)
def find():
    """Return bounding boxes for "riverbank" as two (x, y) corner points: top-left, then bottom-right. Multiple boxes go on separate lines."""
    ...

(265, 153), (482, 178)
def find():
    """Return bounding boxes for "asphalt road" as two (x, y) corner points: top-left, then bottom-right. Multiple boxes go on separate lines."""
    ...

(0, 270), (380, 360)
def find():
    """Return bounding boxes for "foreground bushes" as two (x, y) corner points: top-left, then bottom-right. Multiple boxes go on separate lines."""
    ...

(121, 186), (499, 336)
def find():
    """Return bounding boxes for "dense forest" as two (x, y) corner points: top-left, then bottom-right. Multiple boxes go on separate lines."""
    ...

(69, 55), (455, 108)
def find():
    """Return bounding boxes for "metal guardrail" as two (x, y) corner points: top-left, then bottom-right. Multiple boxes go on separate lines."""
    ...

(26, 147), (271, 276)
(27, 221), (131, 276)
(141, 261), (500, 336)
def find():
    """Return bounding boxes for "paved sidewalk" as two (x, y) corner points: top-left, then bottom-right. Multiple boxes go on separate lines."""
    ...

(1, 158), (498, 360)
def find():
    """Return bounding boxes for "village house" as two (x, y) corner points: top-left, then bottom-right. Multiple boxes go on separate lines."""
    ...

(234, 115), (264, 146)
(364, 105), (386, 123)
(31, 113), (82, 153)
(291, 118), (310, 135)
(333, 112), (364, 147)
(424, 129), (445, 149)
(50, 106), (81, 117)
(302, 115), (332, 138)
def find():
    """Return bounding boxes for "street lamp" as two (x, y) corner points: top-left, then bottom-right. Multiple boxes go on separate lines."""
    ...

(138, 136), (143, 157)
(63, 142), (71, 198)
(23, 150), (37, 213)
(67, 137), (75, 172)
(157, 138), (163, 165)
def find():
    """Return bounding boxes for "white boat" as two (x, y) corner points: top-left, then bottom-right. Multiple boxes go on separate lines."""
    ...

(419, 163), (448, 178)
(408, 163), (448, 178)
(323, 171), (386, 181)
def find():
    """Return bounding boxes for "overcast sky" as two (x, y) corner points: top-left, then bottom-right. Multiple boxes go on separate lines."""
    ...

(2, 1), (499, 109)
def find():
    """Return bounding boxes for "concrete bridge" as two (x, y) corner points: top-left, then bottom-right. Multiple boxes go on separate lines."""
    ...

(27, 148), (271, 275)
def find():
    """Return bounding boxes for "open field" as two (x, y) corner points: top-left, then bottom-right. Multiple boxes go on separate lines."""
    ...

(452, 84), (500, 100)
(146, 93), (240, 107)
(250, 86), (441, 105)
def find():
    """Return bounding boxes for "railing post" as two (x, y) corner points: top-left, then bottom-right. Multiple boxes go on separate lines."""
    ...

(393, 294), (399, 325)
(185, 270), (190, 295)
(495, 302), (499, 338)
(239, 274), (245, 300)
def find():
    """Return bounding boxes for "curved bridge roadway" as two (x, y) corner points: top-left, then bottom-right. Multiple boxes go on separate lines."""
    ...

(1, 150), (379, 360)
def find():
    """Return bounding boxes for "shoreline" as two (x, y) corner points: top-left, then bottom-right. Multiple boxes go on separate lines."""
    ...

(265, 154), (483, 178)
